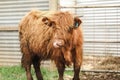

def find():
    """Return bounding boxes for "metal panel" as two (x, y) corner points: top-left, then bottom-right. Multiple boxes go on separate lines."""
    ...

(79, 6), (120, 56)
(0, 30), (21, 65)
(60, 0), (120, 56)
(0, 0), (49, 66)
(59, 0), (120, 73)
(0, 0), (49, 26)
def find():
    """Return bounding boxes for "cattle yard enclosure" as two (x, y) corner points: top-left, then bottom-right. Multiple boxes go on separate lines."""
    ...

(59, 0), (120, 73)
(0, 0), (120, 75)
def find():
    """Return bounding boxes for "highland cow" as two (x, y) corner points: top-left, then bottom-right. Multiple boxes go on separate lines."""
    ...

(19, 10), (83, 80)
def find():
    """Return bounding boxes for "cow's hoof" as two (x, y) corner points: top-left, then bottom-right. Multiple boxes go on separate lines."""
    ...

(58, 78), (64, 80)
(72, 78), (80, 80)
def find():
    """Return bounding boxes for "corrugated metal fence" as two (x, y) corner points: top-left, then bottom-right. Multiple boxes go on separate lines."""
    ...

(60, 0), (120, 72)
(0, 0), (120, 73)
(60, 0), (120, 56)
(0, 0), (49, 66)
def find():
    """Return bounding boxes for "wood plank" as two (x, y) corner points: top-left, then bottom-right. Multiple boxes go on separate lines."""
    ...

(0, 26), (18, 31)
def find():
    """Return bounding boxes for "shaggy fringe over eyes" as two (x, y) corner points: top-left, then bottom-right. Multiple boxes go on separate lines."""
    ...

(51, 11), (74, 30)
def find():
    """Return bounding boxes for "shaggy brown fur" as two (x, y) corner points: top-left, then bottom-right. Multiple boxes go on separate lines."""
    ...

(19, 10), (83, 80)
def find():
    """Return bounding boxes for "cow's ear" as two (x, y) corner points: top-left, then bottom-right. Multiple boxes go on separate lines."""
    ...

(42, 17), (56, 27)
(42, 17), (49, 25)
(73, 17), (82, 28)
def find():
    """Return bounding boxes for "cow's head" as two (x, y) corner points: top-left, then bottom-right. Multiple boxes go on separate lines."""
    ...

(42, 14), (82, 48)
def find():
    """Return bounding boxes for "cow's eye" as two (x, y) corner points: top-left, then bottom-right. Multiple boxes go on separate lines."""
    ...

(42, 17), (56, 27)
(49, 21), (56, 27)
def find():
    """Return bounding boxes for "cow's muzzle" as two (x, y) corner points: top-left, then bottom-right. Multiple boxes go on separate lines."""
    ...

(53, 39), (64, 48)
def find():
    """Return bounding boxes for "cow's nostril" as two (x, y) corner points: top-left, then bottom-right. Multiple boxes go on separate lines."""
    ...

(53, 42), (59, 48)
(53, 40), (64, 48)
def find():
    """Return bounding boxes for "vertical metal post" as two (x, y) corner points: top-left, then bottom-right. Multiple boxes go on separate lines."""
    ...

(74, 0), (77, 15)
(49, 0), (58, 11)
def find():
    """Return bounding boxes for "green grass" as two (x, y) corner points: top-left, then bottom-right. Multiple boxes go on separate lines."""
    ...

(0, 66), (73, 80)
(0, 66), (26, 80)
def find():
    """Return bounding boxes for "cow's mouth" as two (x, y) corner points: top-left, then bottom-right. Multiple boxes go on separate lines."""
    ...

(53, 40), (64, 48)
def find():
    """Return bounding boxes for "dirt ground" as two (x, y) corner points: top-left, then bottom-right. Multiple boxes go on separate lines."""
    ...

(80, 72), (120, 80)
(64, 55), (120, 80)
(81, 56), (120, 80)
(64, 72), (120, 80)
(82, 56), (120, 70)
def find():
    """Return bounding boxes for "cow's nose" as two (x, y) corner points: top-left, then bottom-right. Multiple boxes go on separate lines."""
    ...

(53, 40), (64, 48)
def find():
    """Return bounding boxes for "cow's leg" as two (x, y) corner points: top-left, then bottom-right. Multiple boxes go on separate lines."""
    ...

(26, 65), (33, 80)
(55, 60), (65, 80)
(21, 54), (33, 80)
(73, 47), (83, 80)
(33, 57), (43, 80)
(73, 62), (80, 80)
